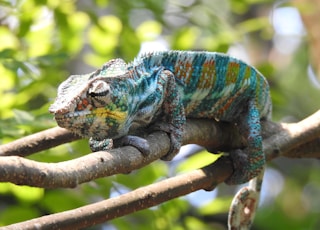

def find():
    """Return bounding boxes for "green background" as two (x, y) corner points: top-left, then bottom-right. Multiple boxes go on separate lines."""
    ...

(0, 0), (320, 229)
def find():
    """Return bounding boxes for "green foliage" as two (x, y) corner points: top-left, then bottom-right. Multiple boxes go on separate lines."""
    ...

(176, 150), (219, 172)
(1, 0), (320, 229)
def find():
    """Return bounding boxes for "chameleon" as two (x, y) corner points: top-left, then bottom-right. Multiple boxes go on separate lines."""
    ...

(49, 50), (271, 228)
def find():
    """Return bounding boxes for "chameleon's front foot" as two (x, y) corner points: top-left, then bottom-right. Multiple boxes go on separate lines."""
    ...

(225, 149), (265, 185)
(89, 138), (113, 152)
(150, 122), (182, 161)
(89, 136), (150, 156)
(160, 132), (181, 161)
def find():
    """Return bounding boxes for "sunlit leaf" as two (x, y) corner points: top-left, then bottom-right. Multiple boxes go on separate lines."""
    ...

(10, 184), (44, 203)
(88, 15), (122, 55)
(176, 150), (220, 173)
(136, 20), (162, 41)
(172, 27), (200, 50)
(199, 197), (232, 215)
(0, 183), (11, 194)
(185, 216), (211, 230)
(0, 27), (19, 50)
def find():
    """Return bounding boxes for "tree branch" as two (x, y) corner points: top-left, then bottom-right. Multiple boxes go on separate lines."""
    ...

(0, 110), (320, 229)
(0, 111), (320, 188)
(0, 127), (79, 157)
(1, 157), (233, 230)
(263, 109), (320, 160)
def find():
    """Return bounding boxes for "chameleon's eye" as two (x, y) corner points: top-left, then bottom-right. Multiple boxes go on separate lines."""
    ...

(88, 80), (111, 107)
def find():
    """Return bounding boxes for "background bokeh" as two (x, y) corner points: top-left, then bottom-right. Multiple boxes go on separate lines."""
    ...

(1, 0), (320, 229)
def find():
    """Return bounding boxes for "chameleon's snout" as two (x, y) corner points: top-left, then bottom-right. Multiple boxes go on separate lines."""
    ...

(48, 104), (67, 114)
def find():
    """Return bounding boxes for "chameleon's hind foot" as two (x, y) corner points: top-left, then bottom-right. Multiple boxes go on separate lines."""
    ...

(225, 149), (264, 185)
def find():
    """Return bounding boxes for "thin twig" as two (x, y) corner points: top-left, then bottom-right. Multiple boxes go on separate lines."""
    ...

(0, 127), (79, 157)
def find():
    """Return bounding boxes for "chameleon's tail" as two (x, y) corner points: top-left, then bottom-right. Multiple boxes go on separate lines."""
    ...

(228, 167), (264, 230)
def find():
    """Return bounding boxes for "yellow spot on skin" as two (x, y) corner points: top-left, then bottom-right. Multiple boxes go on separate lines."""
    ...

(175, 60), (193, 85)
(226, 62), (240, 84)
(199, 59), (216, 89)
(93, 107), (128, 122)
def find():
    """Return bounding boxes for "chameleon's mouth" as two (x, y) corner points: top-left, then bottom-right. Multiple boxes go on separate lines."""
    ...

(90, 107), (128, 121)
(53, 111), (91, 133)
(51, 108), (129, 139)
(53, 110), (91, 119)
(51, 108), (127, 121)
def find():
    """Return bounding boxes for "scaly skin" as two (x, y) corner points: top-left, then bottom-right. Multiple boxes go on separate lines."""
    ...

(49, 50), (272, 229)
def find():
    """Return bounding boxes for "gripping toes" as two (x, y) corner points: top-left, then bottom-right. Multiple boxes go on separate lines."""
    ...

(225, 99), (265, 185)
(114, 135), (150, 156)
(151, 122), (182, 161)
(90, 135), (150, 156)
(89, 138), (113, 152)
(225, 148), (265, 185)
(160, 132), (182, 161)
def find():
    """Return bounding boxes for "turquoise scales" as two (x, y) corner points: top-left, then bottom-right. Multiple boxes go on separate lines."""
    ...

(49, 50), (271, 185)
(50, 50), (272, 229)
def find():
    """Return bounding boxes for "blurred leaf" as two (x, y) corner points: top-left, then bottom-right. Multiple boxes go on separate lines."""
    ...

(63, 12), (90, 54)
(185, 216), (212, 230)
(33, 53), (68, 68)
(10, 184), (44, 203)
(176, 150), (219, 173)
(0, 206), (40, 226)
(115, 161), (168, 188)
(0, 27), (19, 50)
(41, 190), (86, 213)
(236, 17), (270, 34)
(136, 20), (162, 41)
(0, 49), (16, 59)
(0, 183), (11, 194)
(172, 27), (201, 50)
(88, 15), (122, 55)
(0, 0), (319, 229)
(0, 0), (14, 7)
(13, 109), (35, 124)
(199, 197), (231, 215)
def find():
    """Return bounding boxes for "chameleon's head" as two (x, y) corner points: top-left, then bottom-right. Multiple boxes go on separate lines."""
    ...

(49, 59), (132, 140)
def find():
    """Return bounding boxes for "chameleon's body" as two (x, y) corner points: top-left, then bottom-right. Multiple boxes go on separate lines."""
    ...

(49, 50), (271, 229)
